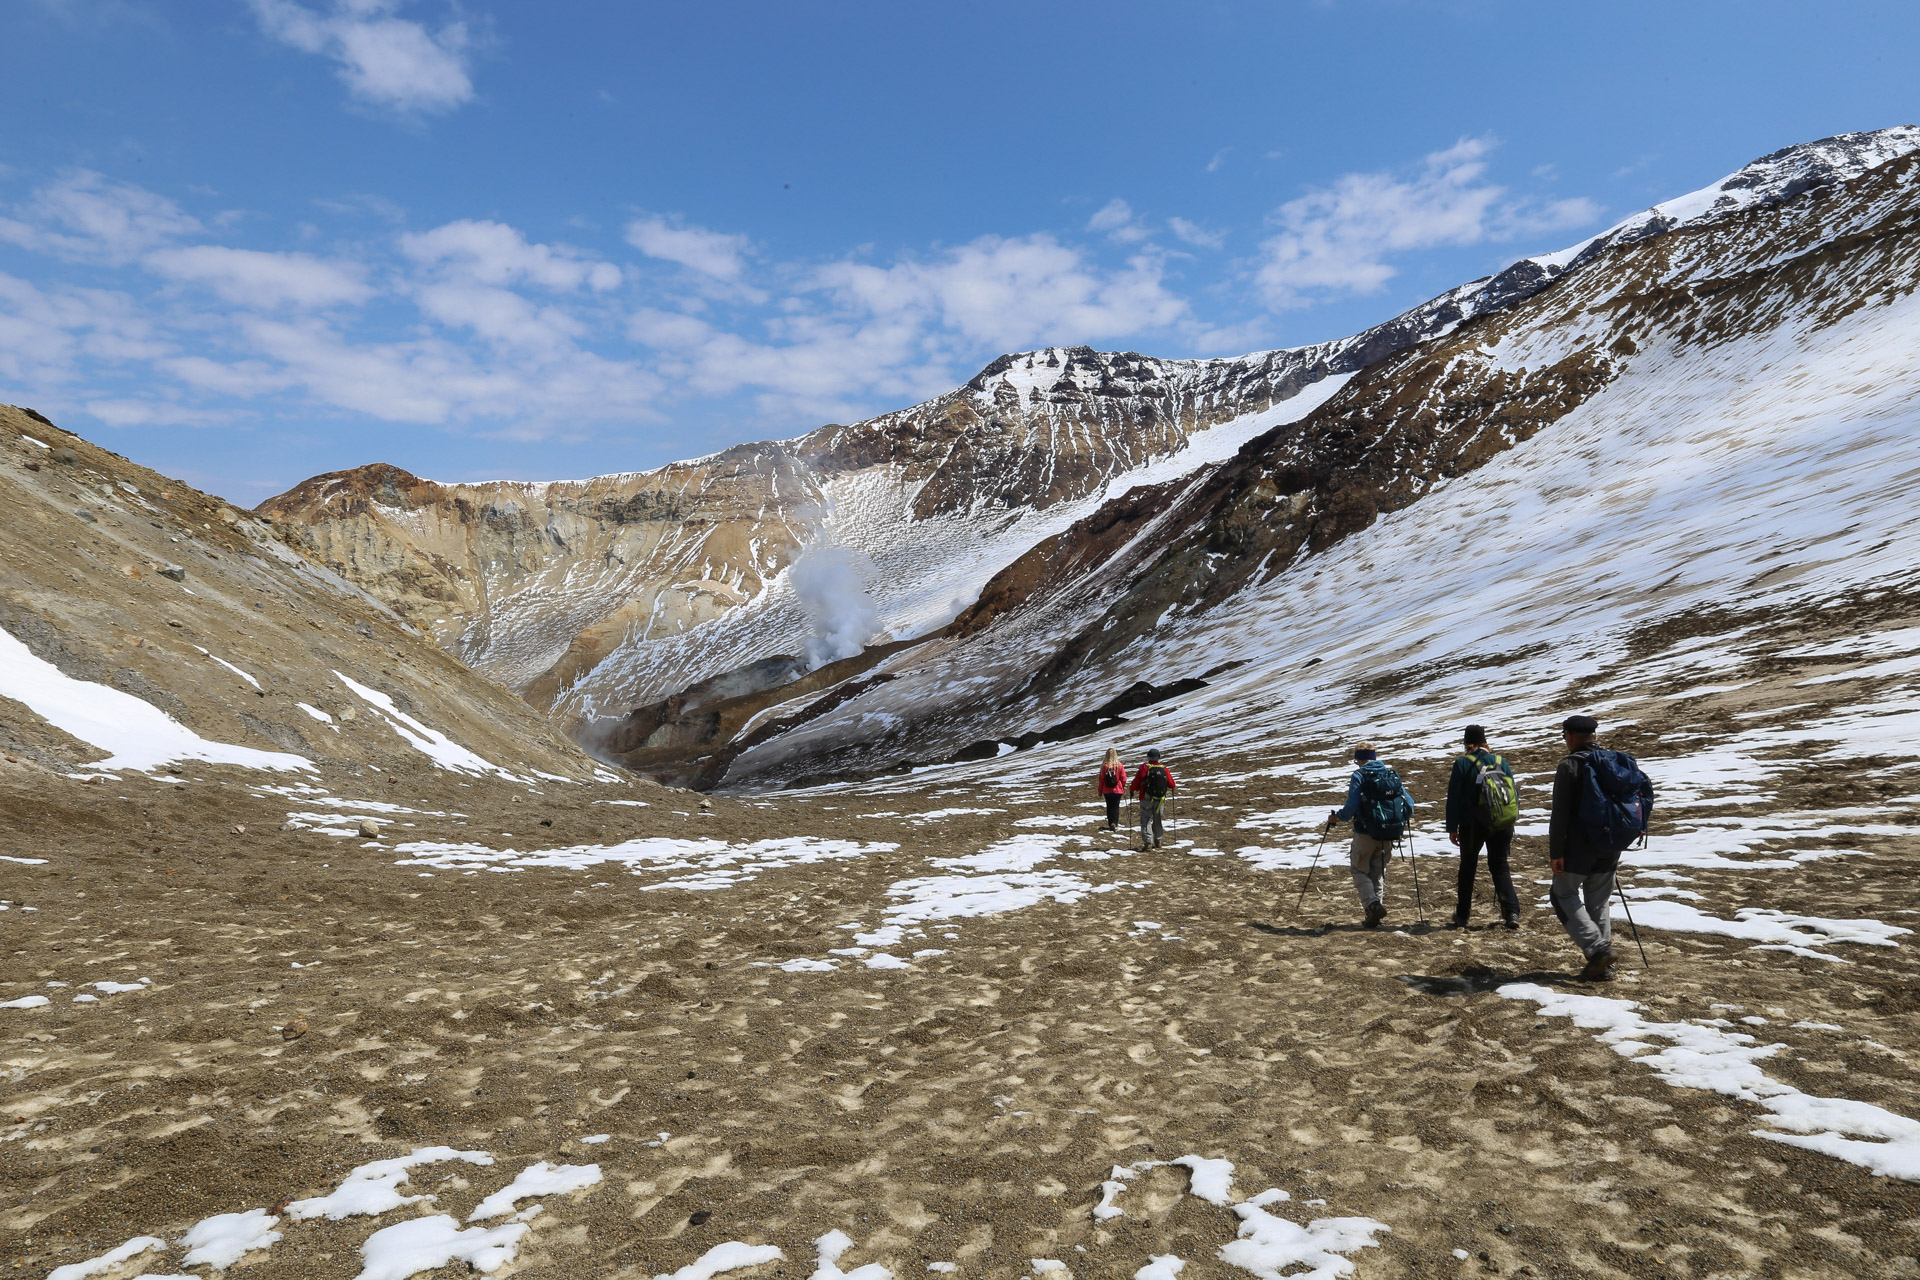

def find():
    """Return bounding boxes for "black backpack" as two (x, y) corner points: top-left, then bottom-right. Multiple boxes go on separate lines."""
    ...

(1574, 749), (1654, 854)
(1143, 765), (1171, 799)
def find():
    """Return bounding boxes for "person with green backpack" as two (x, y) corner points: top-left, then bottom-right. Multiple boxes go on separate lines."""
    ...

(1328, 743), (1415, 928)
(1444, 724), (1521, 930)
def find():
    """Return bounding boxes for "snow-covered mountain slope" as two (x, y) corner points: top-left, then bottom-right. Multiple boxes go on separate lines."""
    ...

(0, 403), (616, 789)
(259, 126), (1920, 791)
(718, 127), (1920, 788)
(257, 347), (1367, 725)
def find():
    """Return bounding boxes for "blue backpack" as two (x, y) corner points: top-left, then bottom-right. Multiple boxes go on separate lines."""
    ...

(1576, 748), (1654, 854)
(1355, 764), (1413, 840)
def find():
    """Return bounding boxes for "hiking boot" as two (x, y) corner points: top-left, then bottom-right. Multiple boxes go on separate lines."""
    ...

(1364, 901), (1387, 929)
(1450, 914), (1469, 929)
(1502, 914), (1520, 931)
(1578, 948), (1616, 982)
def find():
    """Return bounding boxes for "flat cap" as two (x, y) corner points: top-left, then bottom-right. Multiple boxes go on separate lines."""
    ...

(1562, 714), (1599, 735)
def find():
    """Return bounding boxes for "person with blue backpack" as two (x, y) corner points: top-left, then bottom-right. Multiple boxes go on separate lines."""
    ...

(1328, 743), (1416, 928)
(1445, 725), (1521, 930)
(1548, 714), (1655, 981)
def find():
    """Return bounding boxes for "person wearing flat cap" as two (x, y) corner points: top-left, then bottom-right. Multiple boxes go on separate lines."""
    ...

(1547, 713), (1649, 981)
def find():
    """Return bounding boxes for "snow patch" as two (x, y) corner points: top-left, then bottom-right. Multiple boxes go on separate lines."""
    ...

(0, 625), (312, 773)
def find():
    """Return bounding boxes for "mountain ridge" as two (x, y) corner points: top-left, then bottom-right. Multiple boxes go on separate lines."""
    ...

(254, 125), (1920, 787)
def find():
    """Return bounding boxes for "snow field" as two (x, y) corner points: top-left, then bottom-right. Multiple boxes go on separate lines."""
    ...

(0, 625), (312, 774)
(777, 834), (1150, 971)
(68, 1147), (605, 1280)
(1502, 983), (1920, 1182)
(333, 671), (517, 779)
(391, 834), (894, 892)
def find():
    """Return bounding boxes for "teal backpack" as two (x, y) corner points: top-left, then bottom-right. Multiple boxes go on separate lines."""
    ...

(1355, 764), (1412, 839)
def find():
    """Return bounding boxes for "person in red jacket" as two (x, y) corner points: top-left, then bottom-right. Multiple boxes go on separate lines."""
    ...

(1128, 748), (1178, 848)
(1095, 747), (1128, 830)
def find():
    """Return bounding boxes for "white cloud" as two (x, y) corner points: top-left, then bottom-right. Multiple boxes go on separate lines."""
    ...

(249, 0), (476, 116)
(1206, 148), (1231, 174)
(820, 234), (1186, 350)
(1169, 217), (1226, 250)
(414, 281), (585, 353)
(401, 219), (621, 291)
(1087, 198), (1149, 244)
(145, 245), (373, 309)
(625, 216), (752, 281)
(0, 270), (170, 384)
(0, 170), (1207, 450)
(0, 169), (201, 265)
(628, 232), (1193, 423)
(1254, 136), (1600, 308)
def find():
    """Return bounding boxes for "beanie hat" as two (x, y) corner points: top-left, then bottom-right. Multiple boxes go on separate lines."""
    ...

(1562, 714), (1599, 735)
(1147, 748), (1161, 761)
(1463, 724), (1488, 746)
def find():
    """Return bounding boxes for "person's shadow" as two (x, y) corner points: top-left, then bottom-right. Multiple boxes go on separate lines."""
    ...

(1248, 919), (1447, 938)
(1394, 964), (1576, 996)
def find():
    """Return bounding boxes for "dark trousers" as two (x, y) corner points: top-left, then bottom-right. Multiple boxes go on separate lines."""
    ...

(1104, 794), (1121, 825)
(1454, 825), (1520, 921)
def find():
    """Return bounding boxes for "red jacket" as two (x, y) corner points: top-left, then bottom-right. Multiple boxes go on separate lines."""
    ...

(1096, 760), (1128, 795)
(1129, 762), (1178, 796)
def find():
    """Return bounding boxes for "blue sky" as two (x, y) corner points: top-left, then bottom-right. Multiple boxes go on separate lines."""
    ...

(3, 1), (1916, 502)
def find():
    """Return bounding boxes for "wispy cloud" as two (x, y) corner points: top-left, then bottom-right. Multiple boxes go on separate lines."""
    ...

(633, 228), (1193, 421)
(0, 142), (1600, 471)
(402, 219), (621, 291)
(0, 169), (202, 264)
(146, 245), (373, 309)
(248, 0), (478, 116)
(1254, 136), (1599, 307)
(1169, 217), (1226, 250)
(1087, 198), (1150, 244)
(624, 216), (753, 282)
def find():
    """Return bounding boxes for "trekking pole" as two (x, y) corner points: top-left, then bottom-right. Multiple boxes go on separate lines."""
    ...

(1614, 857), (1654, 970)
(1402, 831), (1427, 925)
(1296, 819), (1331, 912)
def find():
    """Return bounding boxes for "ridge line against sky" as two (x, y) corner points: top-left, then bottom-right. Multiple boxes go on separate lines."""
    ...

(2, 1), (1917, 500)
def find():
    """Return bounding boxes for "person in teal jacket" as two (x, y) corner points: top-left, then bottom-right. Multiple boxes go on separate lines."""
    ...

(1329, 743), (1414, 929)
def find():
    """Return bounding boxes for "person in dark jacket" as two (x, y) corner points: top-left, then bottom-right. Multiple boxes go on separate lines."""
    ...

(1445, 724), (1520, 929)
(1549, 714), (1622, 981)
(1129, 748), (1178, 848)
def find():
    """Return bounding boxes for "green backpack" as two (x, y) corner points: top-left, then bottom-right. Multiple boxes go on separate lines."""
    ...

(1473, 753), (1520, 832)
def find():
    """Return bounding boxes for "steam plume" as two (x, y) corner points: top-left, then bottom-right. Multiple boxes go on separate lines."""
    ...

(790, 544), (879, 670)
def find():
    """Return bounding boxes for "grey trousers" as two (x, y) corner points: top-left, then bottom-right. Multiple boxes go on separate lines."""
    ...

(1551, 870), (1615, 957)
(1349, 832), (1391, 908)
(1140, 797), (1165, 845)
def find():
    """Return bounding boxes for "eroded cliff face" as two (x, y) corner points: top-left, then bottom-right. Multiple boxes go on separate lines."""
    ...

(259, 445), (821, 711)
(260, 343), (1376, 723)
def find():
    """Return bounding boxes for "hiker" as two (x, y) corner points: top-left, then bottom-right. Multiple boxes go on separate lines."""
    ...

(1129, 748), (1177, 848)
(1328, 743), (1415, 928)
(1548, 714), (1655, 981)
(1095, 747), (1128, 830)
(1445, 725), (1521, 929)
